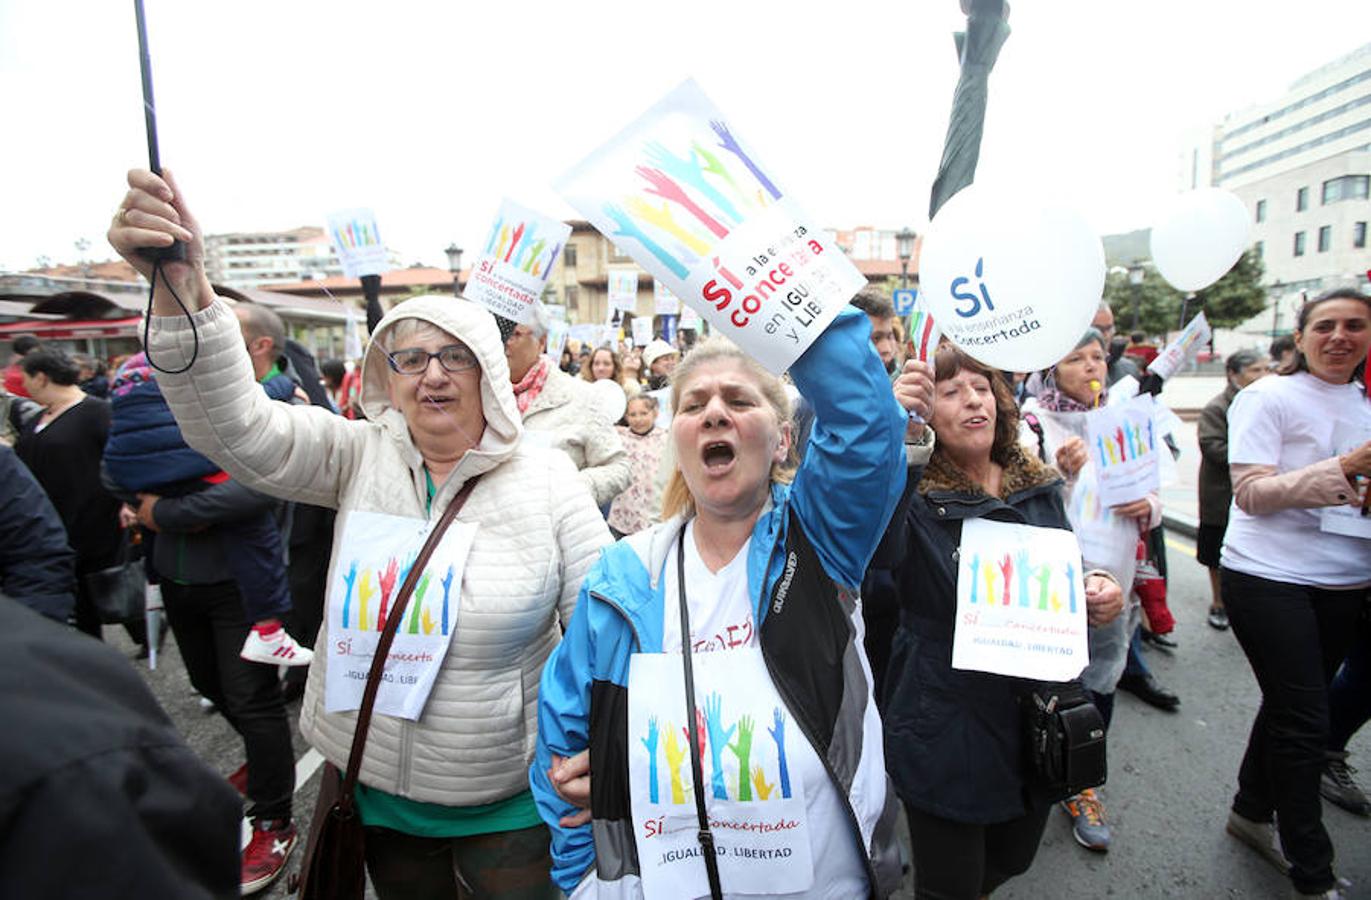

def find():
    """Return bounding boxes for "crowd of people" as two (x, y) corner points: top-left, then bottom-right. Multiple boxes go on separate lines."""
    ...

(0, 164), (1366, 900)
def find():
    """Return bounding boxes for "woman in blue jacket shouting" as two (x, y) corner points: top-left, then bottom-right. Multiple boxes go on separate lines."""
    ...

(532, 307), (914, 898)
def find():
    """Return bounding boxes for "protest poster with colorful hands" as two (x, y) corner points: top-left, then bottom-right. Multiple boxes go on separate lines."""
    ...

(326, 208), (389, 279)
(952, 519), (1089, 681)
(1084, 394), (1162, 507)
(556, 79), (865, 374)
(1147, 311), (1212, 381)
(324, 510), (477, 720)
(465, 199), (572, 325)
(627, 650), (815, 899)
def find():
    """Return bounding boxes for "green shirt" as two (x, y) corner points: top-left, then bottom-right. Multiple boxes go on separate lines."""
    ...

(354, 784), (543, 837)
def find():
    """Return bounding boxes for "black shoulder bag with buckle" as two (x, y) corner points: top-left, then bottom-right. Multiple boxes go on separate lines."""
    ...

(1021, 679), (1107, 803)
(675, 526), (725, 900)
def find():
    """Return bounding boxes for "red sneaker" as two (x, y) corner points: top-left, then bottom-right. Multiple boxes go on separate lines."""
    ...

(227, 763), (248, 797)
(241, 818), (296, 895)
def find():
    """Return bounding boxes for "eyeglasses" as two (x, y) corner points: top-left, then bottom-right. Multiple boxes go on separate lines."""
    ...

(385, 344), (479, 376)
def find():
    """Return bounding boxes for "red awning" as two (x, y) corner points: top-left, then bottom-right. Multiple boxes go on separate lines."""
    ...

(0, 316), (142, 338)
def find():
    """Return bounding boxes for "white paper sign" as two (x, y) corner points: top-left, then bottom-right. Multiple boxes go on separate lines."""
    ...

(326, 208), (388, 278)
(680, 306), (702, 330)
(1148, 311), (1212, 381)
(952, 519), (1090, 681)
(628, 651), (814, 900)
(1084, 396), (1161, 507)
(632, 317), (654, 346)
(1322, 421), (1371, 539)
(654, 280), (681, 315)
(546, 318), (570, 363)
(609, 269), (640, 312)
(465, 200), (571, 325)
(324, 511), (477, 720)
(344, 302), (364, 360)
(1067, 466), (1142, 584)
(556, 79), (865, 374)
(907, 294), (942, 364)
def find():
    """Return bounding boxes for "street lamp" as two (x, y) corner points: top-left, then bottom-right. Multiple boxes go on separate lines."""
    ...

(1127, 261), (1145, 332)
(896, 227), (915, 291)
(444, 244), (464, 297)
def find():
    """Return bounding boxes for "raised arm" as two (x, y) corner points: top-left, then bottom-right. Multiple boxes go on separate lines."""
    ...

(789, 308), (908, 587)
(109, 169), (365, 508)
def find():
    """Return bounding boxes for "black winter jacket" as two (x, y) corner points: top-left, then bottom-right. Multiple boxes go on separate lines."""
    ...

(0, 444), (76, 621)
(0, 595), (241, 897)
(873, 443), (1069, 824)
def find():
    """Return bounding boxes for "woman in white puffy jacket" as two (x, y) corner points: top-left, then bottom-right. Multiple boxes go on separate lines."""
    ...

(110, 168), (609, 899)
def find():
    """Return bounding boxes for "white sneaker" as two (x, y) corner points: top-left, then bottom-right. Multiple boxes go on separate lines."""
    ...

(240, 628), (313, 667)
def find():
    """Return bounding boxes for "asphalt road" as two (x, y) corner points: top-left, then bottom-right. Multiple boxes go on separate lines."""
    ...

(113, 527), (1369, 899)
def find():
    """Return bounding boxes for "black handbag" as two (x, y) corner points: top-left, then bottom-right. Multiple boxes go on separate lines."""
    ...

(1021, 681), (1107, 802)
(82, 536), (146, 624)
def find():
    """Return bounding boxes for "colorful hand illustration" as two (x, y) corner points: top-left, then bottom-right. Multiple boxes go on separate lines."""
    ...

(421, 608), (436, 635)
(752, 766), (775, 801)
(642, 717), (661, 804)
(686, 707), (708, 760)
(602, 202), (689, 278)
(1066, 562), (1078, 614)
(1015, 551), (1033, 607)
(341, 560), (358, 628)
(493, 224), (511, 262)
(643, 140), (743, 225)
(998, 554), (1014, 606)
(1114, 426), (1127, 462)
(634, 165), (730, 239)
(728, 715), (756, 801)
(709, 119), (782, 201)
(626, 197), (711, 256)
(703, 693), (735, 800)
(504, 222), (525, 263)
(520, 238), (547, 273)
(690, 141), (752, 210)
(406, 572), (432, 634)
(376, 558), (399, 630)
(440, 564), (455, 636)
(767, 707), (791, 799)
(514, 223), (540, 269)
(1035, 564), (1052, 611)
(357, 570), (375, 632)
(1096, 436), (1109, 467)
(663, 725), (687, 805)
(968, 554), (981, 604)
(484, 217), (503, 255)
(982, 561), (998, 606)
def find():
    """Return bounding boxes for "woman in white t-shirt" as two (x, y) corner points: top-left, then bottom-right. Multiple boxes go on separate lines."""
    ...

(532, 307), (914, 898)
(1220, 288), (1371, 899)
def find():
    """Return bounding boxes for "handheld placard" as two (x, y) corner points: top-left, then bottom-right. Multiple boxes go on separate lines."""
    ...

(134, 0), (184, 263)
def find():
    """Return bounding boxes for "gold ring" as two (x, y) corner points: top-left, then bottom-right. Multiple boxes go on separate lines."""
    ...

(117, 207), (130, 225)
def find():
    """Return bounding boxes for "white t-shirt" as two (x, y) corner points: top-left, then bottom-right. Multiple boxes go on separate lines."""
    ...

(1221, 372), (1371, 586)
(654, 522), (869, 899)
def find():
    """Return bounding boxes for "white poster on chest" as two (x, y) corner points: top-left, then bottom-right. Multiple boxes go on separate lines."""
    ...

(627, 651), (814, 900)
(952, 519), (1090, 681)
(1322, 420), (1371, 539)
(324, 510), (477, 720)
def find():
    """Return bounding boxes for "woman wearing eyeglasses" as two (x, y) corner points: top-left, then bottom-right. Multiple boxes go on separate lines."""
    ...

(108, 168), (609, 899)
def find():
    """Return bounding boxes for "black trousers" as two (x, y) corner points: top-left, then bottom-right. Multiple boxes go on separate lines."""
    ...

(363, 823), (557, 900)
(904, 803), (1051, 900)
(162, 579), (294, 822)
(1221, 567), (1365, 894)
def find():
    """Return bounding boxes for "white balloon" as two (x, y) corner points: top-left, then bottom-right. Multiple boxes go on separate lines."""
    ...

(917, 185), (1105, 372)
(1150, 189), (1250, 291)
(588, 377), (628, 423)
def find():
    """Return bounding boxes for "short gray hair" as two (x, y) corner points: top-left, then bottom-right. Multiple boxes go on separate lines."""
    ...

(237, 302), (287, 352)
(526, 303), (551, 341)
(386, 318), (455, 352)
(1225, 349), (1262, 375)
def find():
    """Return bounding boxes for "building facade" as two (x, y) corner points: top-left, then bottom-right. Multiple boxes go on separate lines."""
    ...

(204, 226), (403, 289)
(1180, 43), (1370, 301)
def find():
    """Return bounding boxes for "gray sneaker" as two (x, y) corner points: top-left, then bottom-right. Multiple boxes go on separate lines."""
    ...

(1226, 810), (1291, 875)
(1062, 788), (1110, 852)
(1321, 751), (1371, 816)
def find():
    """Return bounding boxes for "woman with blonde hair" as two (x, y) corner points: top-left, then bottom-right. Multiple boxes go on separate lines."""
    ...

(533, 308), (916, 898)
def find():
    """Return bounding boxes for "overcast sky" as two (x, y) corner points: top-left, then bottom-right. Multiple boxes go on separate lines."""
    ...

(2, 1), (1367, 273)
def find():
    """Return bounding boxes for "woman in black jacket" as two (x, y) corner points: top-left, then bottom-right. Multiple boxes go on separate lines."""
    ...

(876, 346), (1125, 899)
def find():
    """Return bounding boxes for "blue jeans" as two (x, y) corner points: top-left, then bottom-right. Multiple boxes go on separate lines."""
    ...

(1329, 608), (1371, 753)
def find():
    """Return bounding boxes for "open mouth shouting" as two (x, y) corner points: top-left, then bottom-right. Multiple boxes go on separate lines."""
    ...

(701, 440), (737, 474)
(962, 414), (991, 429)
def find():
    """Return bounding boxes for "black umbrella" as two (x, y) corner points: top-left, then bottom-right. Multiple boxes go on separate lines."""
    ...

(928, 0), (1012, 220)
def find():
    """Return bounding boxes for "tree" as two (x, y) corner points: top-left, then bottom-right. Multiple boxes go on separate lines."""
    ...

(1102, 249), (1268, 337)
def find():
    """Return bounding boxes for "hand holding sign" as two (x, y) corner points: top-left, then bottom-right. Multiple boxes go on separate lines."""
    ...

(918, 184), (1104, 372)
(893, 358), (934, 429)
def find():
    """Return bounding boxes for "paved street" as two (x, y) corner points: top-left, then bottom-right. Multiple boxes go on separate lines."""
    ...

(106, 388), (1369, 899)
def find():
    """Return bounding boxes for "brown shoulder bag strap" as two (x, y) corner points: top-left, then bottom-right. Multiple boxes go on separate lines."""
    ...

(336, 474), (481, 807)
